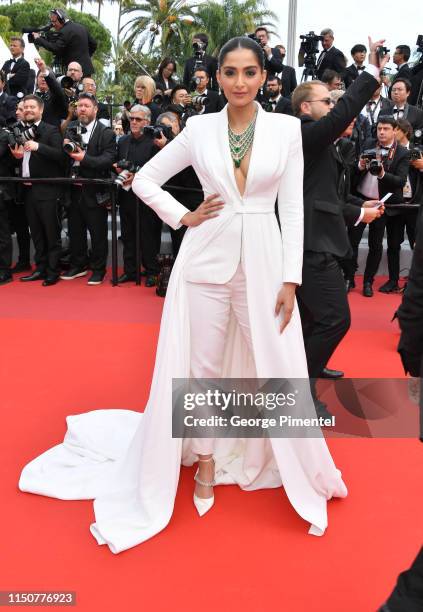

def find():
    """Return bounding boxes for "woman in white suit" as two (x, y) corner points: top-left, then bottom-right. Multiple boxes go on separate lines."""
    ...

(19, 37), (347, 553)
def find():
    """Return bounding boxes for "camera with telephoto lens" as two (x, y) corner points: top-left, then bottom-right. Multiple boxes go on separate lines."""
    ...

(21, 23), (57, 45)
(360, 148), (388, 175)
(153, 93), (164, 105)
(409, 129), (423, 160)
(143, 123), (173, 140)
(114, 159), (140, 188)
(63, 124), (87, 153)
(191, 94), (209, 107)
(61, 76), (83, 105)
(192, 40), (206, 57)
(6, 123), (38, 147)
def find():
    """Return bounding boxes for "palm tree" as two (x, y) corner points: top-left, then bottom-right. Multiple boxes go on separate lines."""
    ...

(121, 0), (198, 55)
(195, 0), (277, 56)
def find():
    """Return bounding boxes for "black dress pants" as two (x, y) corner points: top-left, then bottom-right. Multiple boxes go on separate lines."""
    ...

(6, 200), (31, 264)
(68, 189), (108, 273)
(386, 210), (418, 281)
(347, 216), (387, 284)
(0, 201), (12, 273)
(24, 190), (61, 277)
(296, 251), (351, 379)
(119, 193), (162, 276)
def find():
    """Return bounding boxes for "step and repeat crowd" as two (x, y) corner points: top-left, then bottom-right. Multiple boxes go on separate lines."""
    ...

(0, 15), (422, 291)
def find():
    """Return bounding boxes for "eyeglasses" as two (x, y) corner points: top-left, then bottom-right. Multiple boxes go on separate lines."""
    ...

(305, 98), (333, 106)
(129, 116), (148, 122)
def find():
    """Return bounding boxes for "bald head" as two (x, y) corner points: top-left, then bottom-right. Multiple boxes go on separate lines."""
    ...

(67, 62), (83, 82)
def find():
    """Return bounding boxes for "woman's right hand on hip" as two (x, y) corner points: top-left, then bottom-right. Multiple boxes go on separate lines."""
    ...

(181, 194), (224, 227)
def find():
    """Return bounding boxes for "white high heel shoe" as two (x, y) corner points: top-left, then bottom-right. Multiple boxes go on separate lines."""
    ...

(193, 456), (215, 517)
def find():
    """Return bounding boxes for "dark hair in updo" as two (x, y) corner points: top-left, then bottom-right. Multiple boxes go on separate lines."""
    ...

(218, 36), (265, 70)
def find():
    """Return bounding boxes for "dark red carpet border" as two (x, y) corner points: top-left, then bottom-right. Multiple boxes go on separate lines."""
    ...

(0, 274), (421, 612)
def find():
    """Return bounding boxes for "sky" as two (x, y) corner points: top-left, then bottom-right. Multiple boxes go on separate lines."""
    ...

(79, 0), (423, 76)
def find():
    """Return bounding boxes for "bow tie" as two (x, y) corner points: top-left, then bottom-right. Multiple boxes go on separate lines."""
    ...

(393, 108), (404, 114)
(357, 66), (365, 71)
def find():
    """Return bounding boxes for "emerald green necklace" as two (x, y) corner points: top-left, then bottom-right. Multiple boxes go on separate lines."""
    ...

(228, 110), (258, 169)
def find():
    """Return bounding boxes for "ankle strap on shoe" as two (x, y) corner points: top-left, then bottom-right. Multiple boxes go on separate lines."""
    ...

(197, 456), (214, 463)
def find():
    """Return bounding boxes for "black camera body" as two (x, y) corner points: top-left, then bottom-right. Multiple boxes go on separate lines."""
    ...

(143, 124), (173, 140)
(247, 33), (262, 46)
(63, 124), (87, 153)
(192, 40), (206, 59)
(377, 46), (390, 60)
(409, 129), (423, 160)
(61, 76), (83, 105)
(6, 123), (38, 148)
(114, 159), (140, 187)
(189, 76), (201, 92)
(361, 148), (387, 175)
(191, 94), (209, 107)
(299, 31), (323, 56)
(416, 34), (423, 53)
(21, 23), (57, 45)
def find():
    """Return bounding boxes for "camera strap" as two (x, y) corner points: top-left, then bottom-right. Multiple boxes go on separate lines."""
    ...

(377, 140), (397, 169)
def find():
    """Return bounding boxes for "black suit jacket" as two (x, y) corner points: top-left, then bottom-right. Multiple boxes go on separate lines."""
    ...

(301, 70), (380, 256)
(68, 120), (116, 207)
(274, 96), (293, 116)
(39, 71), (68, 126)
(385, 103), (423, 130)
(154, 75), (178, 94)
(0, 128), (16, 202)
(183, 55), (218, 91)
(397, 209), (423, 377)
(263, 47), (284, 77)
(358, 137), (409, 209)
(202, 89), (223, 114)
(0, 92), (17, 126)
(316, 46), (346, 80)
(344, 64), (368, 88)
(392, 64), (413, 84)
(34, 21), (97, 76)
(19, 121), (66, 200)
(280, 64), (297, 97)
(2, 57), (30, 97)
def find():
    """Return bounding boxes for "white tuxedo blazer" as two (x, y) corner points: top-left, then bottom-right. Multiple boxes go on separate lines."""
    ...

(132, 103), (304, 285)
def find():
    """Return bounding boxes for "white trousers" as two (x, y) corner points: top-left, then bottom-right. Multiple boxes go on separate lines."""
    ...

(187, 263), (254, 455)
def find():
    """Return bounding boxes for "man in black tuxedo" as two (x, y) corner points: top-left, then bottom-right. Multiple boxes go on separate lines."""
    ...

(254, 26), (284, 78)
(114, 104), (159, 285)
(0, 71), (17, 126)
(353, 116), (409, 296)
(60, 93), (116, 285)
(32, 8), (97, 76)
(2, 37), (30, 99)
(392, 45), (413, 84)
(33, 58), (68, 127)
(387, 78), (423, 130)
(316, 28), (346, 80)
(183, 33), (218, 91)
(81, 76), (111, 125)
(263, 75), (292, 114)
(291, 38), (387, 415)
(344, 44), (367, 89)
(360, 84), (393, 138)
(9, 95), (66, 286)
(191, 66), (222, 114)
(0, 125), (16, 285)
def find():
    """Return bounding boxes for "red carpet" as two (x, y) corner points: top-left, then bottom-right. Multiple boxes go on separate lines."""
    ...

(0, 274), (421, 612)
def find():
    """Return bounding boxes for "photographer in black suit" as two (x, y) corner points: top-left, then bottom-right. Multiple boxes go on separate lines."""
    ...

(344, 44), (367, 89)
(353, 116), (409, 297)
(392, 45), (413, 85)
(292, 37), (387, 415)
(387, 78), (423, 130)
(183, 33), (218, 91)
(0, 125), (16, 285)
(9, 95), (66, 286)
(60, 93), (116, 285)
(32, 8), (97, 76)
(115, 104), (160, 286)
(316, 28), (346, 81)
(254, 26), (284, 78)
(2, 37), (30, 98)
(190, 66), (222, 114)
(33, 58), (68, 127)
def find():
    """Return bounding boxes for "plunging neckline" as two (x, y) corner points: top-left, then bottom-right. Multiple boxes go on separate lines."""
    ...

(227, 103), (259, 199)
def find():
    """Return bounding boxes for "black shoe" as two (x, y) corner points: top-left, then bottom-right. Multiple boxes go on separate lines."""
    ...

(321, 367), (344, 379)
(145, 275), (157, 287)
(345, 278), (355, 292)
(379, 279), (401, 293)
(60, 267), (88, 280)
(117, 273), (136, 284)
(314, 399), (334, 421)
(0, 272), (12, 286)
(20, 270), (46, 282)
(11, 261), (31, 273)
(363, 282), (373, 297)
(42, 276), (59, 286)
(87, 271), (105, 285)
